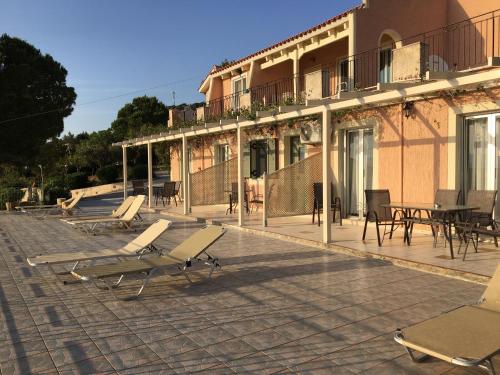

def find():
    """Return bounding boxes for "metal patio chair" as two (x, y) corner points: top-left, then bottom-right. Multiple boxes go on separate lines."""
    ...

(362, 189), (404, 246)
(132, 180), (146, 196)
(312, 182), (342, 226)
(158, 181), (177, 206)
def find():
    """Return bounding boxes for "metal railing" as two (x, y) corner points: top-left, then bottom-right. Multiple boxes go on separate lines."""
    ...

(250, 76), (295, 108)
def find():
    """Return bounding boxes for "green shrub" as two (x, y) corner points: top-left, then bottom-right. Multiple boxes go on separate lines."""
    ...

(45, 187), (70, 205)
(0, 187), (23, 210)
(96, 165), (119, 184)
(65, 172), (89, 190)
(129, 164), (148, 180)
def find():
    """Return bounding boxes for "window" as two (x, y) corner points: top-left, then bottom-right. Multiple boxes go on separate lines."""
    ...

(250, 140), (268, 178)
(215, 144), (230, 164)
(289, 136), (305, 165)
(321, 69), (331, 98)
(379, 48), (392, 83)
(232, 76), (247, 110)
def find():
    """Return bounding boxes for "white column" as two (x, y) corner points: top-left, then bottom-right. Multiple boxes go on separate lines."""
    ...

(182, 135), (189, 215)
(347, 12), (356, 90)
(237, 125), (244, 226)
(147, 142), (153, 208)
(293, 51), (300, 101)
(322, 109), (332, 243)
(122, 146), (128, 199)
(262, 172), (268, 227)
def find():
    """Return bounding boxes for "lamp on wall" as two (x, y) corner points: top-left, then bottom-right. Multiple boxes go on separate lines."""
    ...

(403, 101), (414, 119)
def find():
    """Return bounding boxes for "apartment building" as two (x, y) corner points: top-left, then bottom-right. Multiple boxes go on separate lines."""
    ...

(115, 0), (500, 242)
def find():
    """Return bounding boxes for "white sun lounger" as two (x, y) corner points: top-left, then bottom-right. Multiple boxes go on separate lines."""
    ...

(16, 192), (84, 216)
(61, 196), (136, 222)
(27, 219), (172, 282)
(71, 225), (226, 300)
(66, 195), (145, 234)
(394, 264), (500, 374)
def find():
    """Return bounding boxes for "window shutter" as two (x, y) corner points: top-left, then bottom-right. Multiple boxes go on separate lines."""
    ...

(243, 142), (250, 178)
(267, 138), (277, 174)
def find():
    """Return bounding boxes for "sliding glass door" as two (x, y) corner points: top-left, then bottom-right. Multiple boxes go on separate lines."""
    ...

(346, 129), (373, 217)
(464, 113), (500, 216)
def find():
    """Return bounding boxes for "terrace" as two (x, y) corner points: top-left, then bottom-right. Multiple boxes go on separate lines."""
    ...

(0, 196), (496, 373)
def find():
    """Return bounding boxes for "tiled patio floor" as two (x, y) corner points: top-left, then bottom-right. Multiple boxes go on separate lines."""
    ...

(0, 199), (498, 374)
(157, 202), (500, 279)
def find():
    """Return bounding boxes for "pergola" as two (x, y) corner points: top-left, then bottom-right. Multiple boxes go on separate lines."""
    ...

(113, 69), (500, 244)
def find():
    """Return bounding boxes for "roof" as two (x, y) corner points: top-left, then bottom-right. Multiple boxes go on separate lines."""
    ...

(205, 4), (362, 79)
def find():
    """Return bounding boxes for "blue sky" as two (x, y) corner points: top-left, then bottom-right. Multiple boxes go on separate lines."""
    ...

(1, 0), (359, 135)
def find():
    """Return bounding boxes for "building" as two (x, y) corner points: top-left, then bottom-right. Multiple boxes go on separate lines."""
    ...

(115, 0), (500, 243)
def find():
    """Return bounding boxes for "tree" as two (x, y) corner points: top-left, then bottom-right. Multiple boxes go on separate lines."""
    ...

(110, 96), (168, 141)
(71, 130), (119, 175)
(0, 34), (76, 165)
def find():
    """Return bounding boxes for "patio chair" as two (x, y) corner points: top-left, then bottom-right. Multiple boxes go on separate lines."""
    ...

(157, 181), (177, 207)
(408, 189), (461, 245)
(226, 182), (249, 215)
(311, 182), (342, 226)
(362, 189), (404, 246)
(132, 180), (146, 196)
(394, 264), (500, 375)
(16, 192), (84, 217)
(456, 190), (498, 258)
(248, 186), (263, 213)
(66, 195), (145, 234)
(71, 225), (226, 300)
(61, 196), (135, 222)
(27, 219), (171, 282)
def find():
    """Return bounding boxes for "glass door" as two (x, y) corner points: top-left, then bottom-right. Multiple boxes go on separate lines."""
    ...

(379, 48), (392, 84)
(464, 113), (500, 216)
(346, 129), (373, 217)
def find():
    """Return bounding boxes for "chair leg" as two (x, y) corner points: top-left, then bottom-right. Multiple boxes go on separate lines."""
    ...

(318, 209), (321, 227)
(312, 205), (316, 224)
(339, 205), (342, 226)
(332, 207), (336, 224)
(376, 222), (382, 247)
(362, 216), (369, 240)
(389, 220), (395, 239)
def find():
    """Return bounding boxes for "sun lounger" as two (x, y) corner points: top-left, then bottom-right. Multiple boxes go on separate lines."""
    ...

(71, 225), (226, 300)
(66, 195), (145, 234)
(27, 219), (171, 282)
(16, 192), (84, 216)
(394, 264), (500, 374)
(61, 196), (135, 222)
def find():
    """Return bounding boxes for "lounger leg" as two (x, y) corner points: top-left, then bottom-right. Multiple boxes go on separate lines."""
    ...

(484, 359), (497, 375)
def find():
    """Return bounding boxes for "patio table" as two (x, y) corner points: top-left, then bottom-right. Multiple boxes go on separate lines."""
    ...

(382, 203), (479, 259)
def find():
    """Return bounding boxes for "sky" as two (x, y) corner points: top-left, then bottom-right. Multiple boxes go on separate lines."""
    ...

(1, 0), (360, 135)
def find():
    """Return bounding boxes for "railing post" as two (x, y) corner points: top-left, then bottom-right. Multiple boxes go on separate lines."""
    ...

(262, 172), (268, 227)
(122, 146), (128, 199)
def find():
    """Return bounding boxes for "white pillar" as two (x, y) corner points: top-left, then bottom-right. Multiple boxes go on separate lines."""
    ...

(237, 126), (244, 226)
(147, 142), (153, 208)
(262, 172), (268, 227)
(347, 12), (356, 91)
(122, 146), (128, 199)
(182, 135), (189, 215)
(322, 109), (332, 243)
(293, 52), (300, 101)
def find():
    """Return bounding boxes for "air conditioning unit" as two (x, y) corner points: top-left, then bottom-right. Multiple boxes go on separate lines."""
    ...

(300, 121), (322, 144)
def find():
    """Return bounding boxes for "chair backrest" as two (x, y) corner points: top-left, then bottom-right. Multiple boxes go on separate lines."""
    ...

(132, 180), (146, 194)
(169, 225), (226, 261)
(112, 196), (135, 218)
(123, 219), (172, 253)
(434, 189), (460, 206)
(466, 190), (497, 226)
(163, 181), (176, 196)
(121, 195), (145, 221)
(365, 189), (393, 221)
(481, 264), (500, 312)
(312, 182), (335, 206)
(174, 181), (181, 194)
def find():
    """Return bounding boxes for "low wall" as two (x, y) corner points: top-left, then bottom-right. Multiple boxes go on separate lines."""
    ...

(71, 183), (124, 198)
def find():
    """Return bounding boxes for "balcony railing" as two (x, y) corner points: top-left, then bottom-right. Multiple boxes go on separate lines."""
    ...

(197, 9), (499, 123)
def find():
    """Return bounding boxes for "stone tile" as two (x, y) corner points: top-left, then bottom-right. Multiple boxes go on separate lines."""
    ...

(104, 344), (161, 371)
(226, 351), (287, 374)
(165, 348), (222, 374)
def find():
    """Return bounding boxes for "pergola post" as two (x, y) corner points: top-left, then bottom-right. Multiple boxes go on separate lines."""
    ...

(322, 108), (332, 243)
(237, 125), (244, 227)
(147, 142), (153, 208)
(182, 135), (189, 215)
(122, 146), (128, 199)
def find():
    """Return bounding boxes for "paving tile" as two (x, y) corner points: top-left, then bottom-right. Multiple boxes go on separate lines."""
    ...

(226, 351), (287, 374)
(104, 344), (161, 371)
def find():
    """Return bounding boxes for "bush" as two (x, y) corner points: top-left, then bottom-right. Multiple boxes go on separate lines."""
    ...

(96, 164), (119, 184)
(45, 187), (70, 205)
(0, 187), (23, 210)
(65, 172), (89, 190)
(129, 164), (148, 180)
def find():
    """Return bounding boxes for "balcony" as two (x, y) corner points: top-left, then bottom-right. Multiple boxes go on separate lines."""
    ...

(196, 10), (499, 124)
